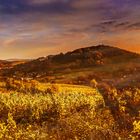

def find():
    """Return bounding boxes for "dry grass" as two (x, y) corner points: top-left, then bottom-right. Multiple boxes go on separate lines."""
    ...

(0, 79), (139, 139)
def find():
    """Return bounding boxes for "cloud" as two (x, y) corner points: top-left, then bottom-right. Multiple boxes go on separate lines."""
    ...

(0, 0), (73, 16)
(30, 0), (55, 4)
(30, 0), (71, 5)
(0, 0), (140, 58)
(126, 22), (140, 30)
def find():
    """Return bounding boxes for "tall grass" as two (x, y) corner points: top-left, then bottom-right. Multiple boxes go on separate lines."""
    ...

(0, 79), (139, 139)
(0, 88), (114, 140)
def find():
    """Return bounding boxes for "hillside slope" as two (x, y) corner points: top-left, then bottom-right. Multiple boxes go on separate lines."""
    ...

(2, 45), (140, 88)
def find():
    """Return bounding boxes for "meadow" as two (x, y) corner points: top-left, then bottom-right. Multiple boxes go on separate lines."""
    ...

(0, 79), (139, 139)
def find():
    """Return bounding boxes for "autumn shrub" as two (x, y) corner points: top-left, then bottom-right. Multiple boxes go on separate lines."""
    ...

(129, 119), (140, 140)
(4, 78), (41, 94)
(0, 113), (50, 139)
(100, 87), (140, 138)
(46, 84), (60, 94)
(90, 79), (98, 88)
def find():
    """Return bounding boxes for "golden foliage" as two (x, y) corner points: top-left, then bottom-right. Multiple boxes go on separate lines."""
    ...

(0, 79), (140, 139)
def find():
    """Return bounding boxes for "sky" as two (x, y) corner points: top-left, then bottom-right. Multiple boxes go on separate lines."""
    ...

(0, 0), (140, 59)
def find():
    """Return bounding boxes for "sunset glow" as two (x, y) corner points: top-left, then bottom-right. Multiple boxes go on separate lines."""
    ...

(0, 0), (140, 59)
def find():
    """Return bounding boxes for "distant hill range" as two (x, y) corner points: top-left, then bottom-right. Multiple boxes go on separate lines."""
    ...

(6, 58), (30, 62)
(1, 45), (140, 88)
(0, 59), (30, 70)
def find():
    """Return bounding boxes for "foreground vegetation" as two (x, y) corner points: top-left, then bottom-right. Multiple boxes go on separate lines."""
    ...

(0, 79), (139, 139)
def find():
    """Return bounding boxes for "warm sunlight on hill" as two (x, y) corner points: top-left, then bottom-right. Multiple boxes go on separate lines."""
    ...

(0, 0), (140, 139)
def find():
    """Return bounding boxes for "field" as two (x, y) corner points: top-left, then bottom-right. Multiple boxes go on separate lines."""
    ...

(0, 80), (139, 139)
(0, 46), (140, 139)
(32, 61), (140, 88)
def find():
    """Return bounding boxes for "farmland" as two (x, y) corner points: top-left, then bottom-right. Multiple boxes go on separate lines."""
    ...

(0, 80), (139, 139)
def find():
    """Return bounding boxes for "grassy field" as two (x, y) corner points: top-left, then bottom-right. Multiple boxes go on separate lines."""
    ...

(0, 80), (139, 139)
(34, 60), (140, 89)
(0, 84), (106, 140)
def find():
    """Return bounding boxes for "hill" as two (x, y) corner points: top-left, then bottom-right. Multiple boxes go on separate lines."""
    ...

(2, 45), (140, 88)
(0, 60), (11, 69)
(0, 45), (140, 139)
(0, 59), (29, 69)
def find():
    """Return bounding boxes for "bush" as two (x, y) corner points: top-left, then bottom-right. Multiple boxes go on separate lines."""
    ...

(90, 79), (98, 88)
